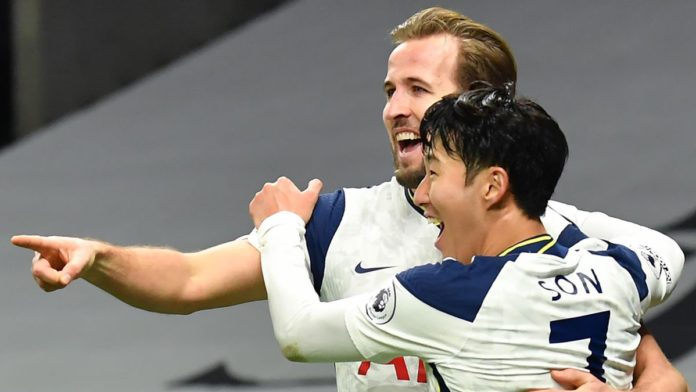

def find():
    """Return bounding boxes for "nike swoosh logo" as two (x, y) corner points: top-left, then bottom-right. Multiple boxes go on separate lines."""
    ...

(354, 261), (396, 274)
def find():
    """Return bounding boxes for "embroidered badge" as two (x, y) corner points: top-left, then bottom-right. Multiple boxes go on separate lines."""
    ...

(365, 284), (396, 324)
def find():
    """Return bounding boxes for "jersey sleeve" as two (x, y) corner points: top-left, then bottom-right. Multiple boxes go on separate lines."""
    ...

(544, 200), (684, 309)
(245, 190), (345, 293)
(344, 277), (456, 364)
(304, 190), (346, 293)
(613, 236), (682, 310)
(239, 229), (261, 251)
(257, 211), (363, 363)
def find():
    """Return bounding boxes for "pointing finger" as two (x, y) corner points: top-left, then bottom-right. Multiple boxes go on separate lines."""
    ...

(11, 235), (60, 252)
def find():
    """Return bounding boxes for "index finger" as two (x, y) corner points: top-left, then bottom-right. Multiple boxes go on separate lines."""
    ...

(11, 235), (60, 252)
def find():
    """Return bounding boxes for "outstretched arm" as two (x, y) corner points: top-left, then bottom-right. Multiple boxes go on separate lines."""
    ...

(11, 234), (267, 314)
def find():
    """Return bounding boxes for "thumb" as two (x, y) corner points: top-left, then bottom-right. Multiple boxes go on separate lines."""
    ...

(550, 369), (596, 388)
(59, 246), (94, 285)
(305, 178), (323, 196)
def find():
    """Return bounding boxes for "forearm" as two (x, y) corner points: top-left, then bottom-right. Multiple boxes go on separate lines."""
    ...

(84, 239), (266, 314)
(632, 325), (689, 392)
(259, 212), (362, 362)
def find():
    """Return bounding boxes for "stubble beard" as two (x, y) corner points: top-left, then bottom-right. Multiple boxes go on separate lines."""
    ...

(393, 156), (425, 189)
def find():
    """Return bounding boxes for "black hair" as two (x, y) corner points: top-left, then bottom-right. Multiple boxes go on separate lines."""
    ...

(420, 83), (568, 218)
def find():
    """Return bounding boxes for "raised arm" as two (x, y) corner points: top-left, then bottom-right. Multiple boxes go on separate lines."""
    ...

(257, 211), (364, 362)
(11, 234), (267, 314)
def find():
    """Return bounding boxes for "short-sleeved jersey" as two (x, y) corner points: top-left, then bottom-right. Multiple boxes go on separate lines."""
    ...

(305, 177), (441, 391)
(343, 225), (676, 391)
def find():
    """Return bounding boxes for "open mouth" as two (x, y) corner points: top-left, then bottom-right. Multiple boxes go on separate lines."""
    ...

(396, 132), (422, 154)
(426, 217), (445, 238)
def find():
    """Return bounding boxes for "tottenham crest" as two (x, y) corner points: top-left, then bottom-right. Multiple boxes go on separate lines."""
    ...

(365, 285), (396, 324)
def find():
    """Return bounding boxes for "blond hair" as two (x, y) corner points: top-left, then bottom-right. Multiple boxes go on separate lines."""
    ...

(391, 7), (517, 91)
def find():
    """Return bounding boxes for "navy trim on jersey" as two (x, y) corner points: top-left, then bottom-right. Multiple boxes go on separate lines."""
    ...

(305, 190), (345, 294)
(396, 258), (509, 322)
(557, 223), (589, 247)
(397, 235), (570, 321)
(430, 364), (451, 392)
(554, 223), (648, 299)
(543, 242), (569, 258)
(591, 243), (649, 301)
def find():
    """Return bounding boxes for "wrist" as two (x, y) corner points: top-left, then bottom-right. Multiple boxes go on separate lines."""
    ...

(81, 239), (113, 279)
(257, 211), (306, 251)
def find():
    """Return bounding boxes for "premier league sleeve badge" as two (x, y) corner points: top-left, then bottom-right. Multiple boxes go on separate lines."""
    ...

(365, 283), (396, 325)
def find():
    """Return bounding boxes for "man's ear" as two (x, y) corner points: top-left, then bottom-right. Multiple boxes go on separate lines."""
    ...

(481, 166), (510, 208)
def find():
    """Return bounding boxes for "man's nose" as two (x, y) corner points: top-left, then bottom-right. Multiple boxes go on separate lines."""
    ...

(413, 175), (430, 206)
(384, 91), (410, 121)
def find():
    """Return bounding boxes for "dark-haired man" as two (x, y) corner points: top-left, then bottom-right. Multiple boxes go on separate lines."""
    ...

(250, 87), (683, 390)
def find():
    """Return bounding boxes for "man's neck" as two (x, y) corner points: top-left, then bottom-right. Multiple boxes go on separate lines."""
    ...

(477, 209), (547, 259)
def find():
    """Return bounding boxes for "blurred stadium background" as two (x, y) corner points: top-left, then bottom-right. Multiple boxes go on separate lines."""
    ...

(0, 1), (694, 391)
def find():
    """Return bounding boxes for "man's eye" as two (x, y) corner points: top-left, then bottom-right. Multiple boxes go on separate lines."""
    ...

(413, 86), (428, 94)
(385, 88), (395, 98)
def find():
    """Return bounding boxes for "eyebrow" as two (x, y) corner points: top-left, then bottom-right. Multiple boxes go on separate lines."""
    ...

(425, 149), (439, 163)
(383, 77), (432, 91)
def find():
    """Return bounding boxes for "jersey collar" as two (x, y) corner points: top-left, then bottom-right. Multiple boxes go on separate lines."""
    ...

(404, 187), (427, 217)
(498, 234), (557, 256)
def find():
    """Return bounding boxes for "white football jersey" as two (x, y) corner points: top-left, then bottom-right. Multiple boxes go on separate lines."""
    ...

(343, 226), (678, 391)
(305, 177), (441, 391)
(250, 178), (682, 391)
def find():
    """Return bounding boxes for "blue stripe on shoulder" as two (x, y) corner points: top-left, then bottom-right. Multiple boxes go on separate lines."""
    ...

(591, 243), (649, 301)
(396, 258), (510, 322)
(557, 223), (588, 247)
(556, 223), (647, 300)
(305, 189), (345, 294)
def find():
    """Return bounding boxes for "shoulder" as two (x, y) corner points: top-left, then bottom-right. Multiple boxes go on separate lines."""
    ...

(342, 178), (401, 201)
(308, 189), (346, 234)
(581, 241), (650, 301)
(308, 178), (397, 233)
(396, 258), (512, 322)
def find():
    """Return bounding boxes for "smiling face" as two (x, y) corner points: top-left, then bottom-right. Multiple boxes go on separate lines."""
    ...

(414, 88), (569, 261)
(413, 137), (487, 261)
(382, 34), (461, 189)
